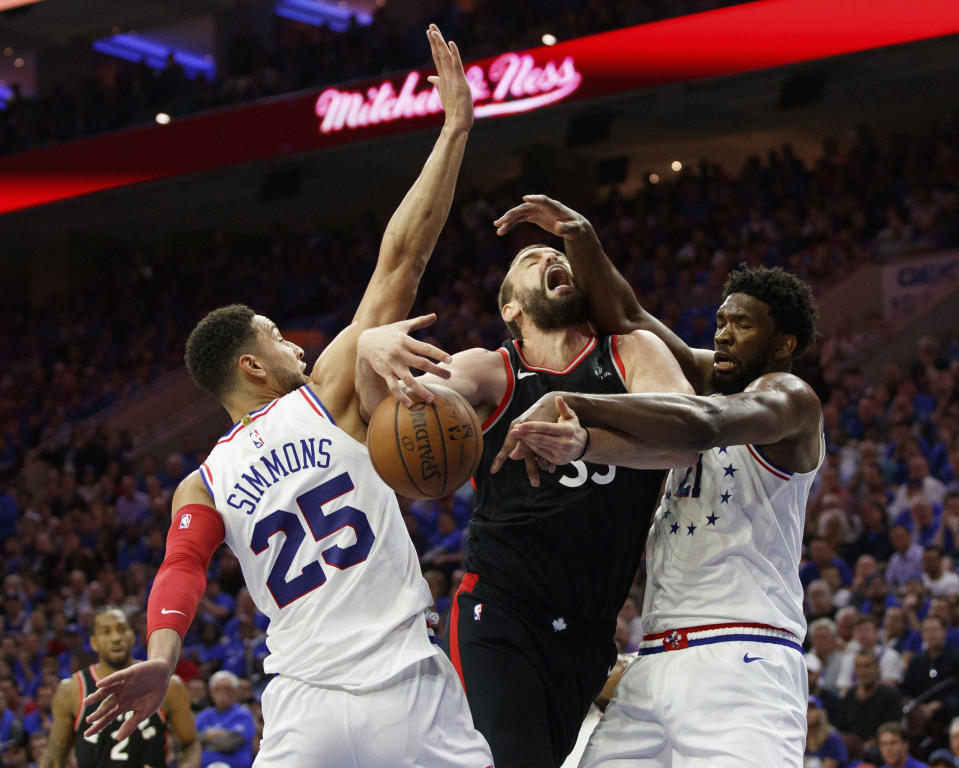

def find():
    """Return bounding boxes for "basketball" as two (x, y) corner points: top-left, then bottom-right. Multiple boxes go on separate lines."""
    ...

(367, 384), (484, 499)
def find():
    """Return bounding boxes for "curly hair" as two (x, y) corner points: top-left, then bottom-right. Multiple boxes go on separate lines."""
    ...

(185, 304), (259, 399)
(722, 265), (817, 358)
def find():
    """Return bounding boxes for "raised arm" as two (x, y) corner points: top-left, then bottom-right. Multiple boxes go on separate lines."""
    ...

(310, 25), (473, 432)
(494, 194), (712, 392)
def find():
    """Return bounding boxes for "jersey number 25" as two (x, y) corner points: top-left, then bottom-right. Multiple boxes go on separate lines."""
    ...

(250, 472), (375, 608)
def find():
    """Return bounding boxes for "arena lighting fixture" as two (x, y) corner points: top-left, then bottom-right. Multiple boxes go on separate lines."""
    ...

(91, 33), (215, 80)
(542, 33), (557, 46)
(671, 160), (683, 172)
(155, 112), (171, 125)
(649, 173), (660, 184)
(273, 0), (372, 31)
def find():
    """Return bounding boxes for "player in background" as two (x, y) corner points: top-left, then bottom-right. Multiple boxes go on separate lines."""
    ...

(82, 26), (493, 768)
(355, 204), (693, 767)
(42, 606), (198, 768)
(492, 196), (823, 768)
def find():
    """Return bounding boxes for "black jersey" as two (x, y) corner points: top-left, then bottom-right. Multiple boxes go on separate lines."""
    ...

(470, 335), (664, 623)
(73, 665), (167, 768)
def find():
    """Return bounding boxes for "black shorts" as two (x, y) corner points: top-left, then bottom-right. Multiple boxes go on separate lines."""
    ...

(450, 575), (617, 768)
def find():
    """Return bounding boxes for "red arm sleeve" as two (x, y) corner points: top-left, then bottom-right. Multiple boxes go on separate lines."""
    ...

(146, 503), (225, 642)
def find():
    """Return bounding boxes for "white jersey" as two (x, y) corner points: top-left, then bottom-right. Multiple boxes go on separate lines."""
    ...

(642, 430), (824, 640)
(200, 384), (434, 690)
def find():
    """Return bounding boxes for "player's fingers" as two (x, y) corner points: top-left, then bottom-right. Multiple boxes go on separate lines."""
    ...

(408, 356), (452, 378)
(427, 75), (439, 87)
(403, 312), (437, 330)
(521, 444), (540, 487)
(490, 434), (518, 473)
(514, 421), (571, 437)
(114, 714), (145, 742)
(82, 686), (110, 707)
(449, 40), (464, 72)
(402, 375), (435, 404)
(388, 379), (413, 408)
(408, 338), (452, 365)
(555, 395), (576, 421)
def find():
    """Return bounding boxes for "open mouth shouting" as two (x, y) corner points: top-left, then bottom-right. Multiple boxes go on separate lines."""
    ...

(544, 263), (575, 297)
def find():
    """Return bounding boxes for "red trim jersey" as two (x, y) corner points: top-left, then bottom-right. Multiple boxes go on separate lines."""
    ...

(200, 385), (434, 689)
(642, 426), (825, 640)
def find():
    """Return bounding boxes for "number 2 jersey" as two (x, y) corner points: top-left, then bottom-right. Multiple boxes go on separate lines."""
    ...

(471, 336), (666, 624)
(73, 665), (166, 768)
(200, 385), (434, 690)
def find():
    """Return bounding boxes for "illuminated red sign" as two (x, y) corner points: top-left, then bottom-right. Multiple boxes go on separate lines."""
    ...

(315, 53), (582, 133)
(2, 0), (959, 216)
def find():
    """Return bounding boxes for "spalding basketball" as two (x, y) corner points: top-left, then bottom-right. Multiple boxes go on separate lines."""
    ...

(367, 384), (483, 500)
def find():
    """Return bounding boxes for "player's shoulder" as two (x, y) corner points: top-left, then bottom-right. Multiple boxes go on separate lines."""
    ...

(747, 371), (820, 405)
(613, 328), (672, 355)
(172, 471), (215, 510)
(52, 673), (80, 711)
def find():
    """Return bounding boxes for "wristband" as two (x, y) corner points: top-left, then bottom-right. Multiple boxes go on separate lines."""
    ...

(574, 428), (590, 461)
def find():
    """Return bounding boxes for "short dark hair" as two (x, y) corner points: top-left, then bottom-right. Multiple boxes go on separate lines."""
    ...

(185, 304), (259, 399)
(722, 265), (817, 358)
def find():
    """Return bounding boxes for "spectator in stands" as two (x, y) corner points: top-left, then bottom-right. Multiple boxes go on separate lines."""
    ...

(836, 615), (904, 693)
(19, 683), (51, 735)
(877, 721), (928, 768)
(806, 694), (850, 768)
(809, 617), (845, 694)
(951, 716), (959, 761)
(195, 670), (256, 768)
(807, 579), (838, 621)
(807, 653), (843, 726)
(902, 616), (959, 735)
(887, 525), (926, 588)
(836, 651), (903, 755)
(115, 475), (150, 526)
(803, 536), (854, 588)
(889, 457), (948, 521)
(927, 749), (957, 768)
(922, 545), (959, 598)
(933, 492), (959, 555)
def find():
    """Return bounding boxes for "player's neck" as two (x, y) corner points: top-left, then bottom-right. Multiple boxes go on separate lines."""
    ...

(517, 324), (593, 370)
(225, 389), (280, 425)
(95, 658), (130, 678)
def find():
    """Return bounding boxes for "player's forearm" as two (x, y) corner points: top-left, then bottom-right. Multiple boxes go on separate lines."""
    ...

(583, 426), (697, 470)
(377, 124), (470, 284)
(563, 222), (645, 335)
(560, 391), (722, 453)
(146, 628), (182, 677)
(354, 355), (390, 422)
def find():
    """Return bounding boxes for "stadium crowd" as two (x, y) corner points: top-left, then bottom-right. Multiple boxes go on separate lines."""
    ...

(0, 110), (958, 766)
(0, 0), (750, 158)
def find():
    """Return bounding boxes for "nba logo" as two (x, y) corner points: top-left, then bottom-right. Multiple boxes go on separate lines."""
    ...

(179, 514), (192, 530)
(473, 603), (483, 622)
(251, 429), (265, 449)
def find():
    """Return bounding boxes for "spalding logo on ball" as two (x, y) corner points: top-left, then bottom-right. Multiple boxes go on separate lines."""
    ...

(367, 384), (483, 499)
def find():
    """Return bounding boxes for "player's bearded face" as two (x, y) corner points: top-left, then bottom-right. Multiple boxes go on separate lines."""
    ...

(710, 353), (768, 395)
(516, 283), (587, 331)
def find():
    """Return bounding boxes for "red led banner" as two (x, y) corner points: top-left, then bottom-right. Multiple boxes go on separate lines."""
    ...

(1, 0), (958, 216)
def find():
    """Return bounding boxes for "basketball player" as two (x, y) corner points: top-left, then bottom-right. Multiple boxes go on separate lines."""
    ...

(491, 197), (822, 767)
(355, 217), (694, 765)
(42, 605), (199, 768)
(81, 26), (493, 768)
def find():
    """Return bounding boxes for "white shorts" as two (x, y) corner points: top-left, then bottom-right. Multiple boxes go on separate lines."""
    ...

(579, 639), (807, 768)
(256, 647), (493, 768)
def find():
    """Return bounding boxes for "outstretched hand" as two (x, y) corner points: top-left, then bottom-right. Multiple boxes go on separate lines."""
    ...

(427, 24), (473, 133)
(494, 195), (591, 239)
(83, 660), (172, 741)
(491, 395), (588, 485)
(357, 313), (452, 407)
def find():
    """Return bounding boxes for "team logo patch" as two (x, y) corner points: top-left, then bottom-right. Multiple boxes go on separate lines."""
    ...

(179, 513), (192, 530)
(250, 429), (266, 449)
(473, 603), (483, 622)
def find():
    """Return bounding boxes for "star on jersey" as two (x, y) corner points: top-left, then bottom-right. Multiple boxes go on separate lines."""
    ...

(723, 463), (738, 477)
(686, 523), (696, 536)
(706, 512), (718, 526)
(662, 508), (671, 519)
(670, 522), (679, 535)
(720, 491), (731, 504)
(664, 490), (671, 499)
(718, 446), (728, 453)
